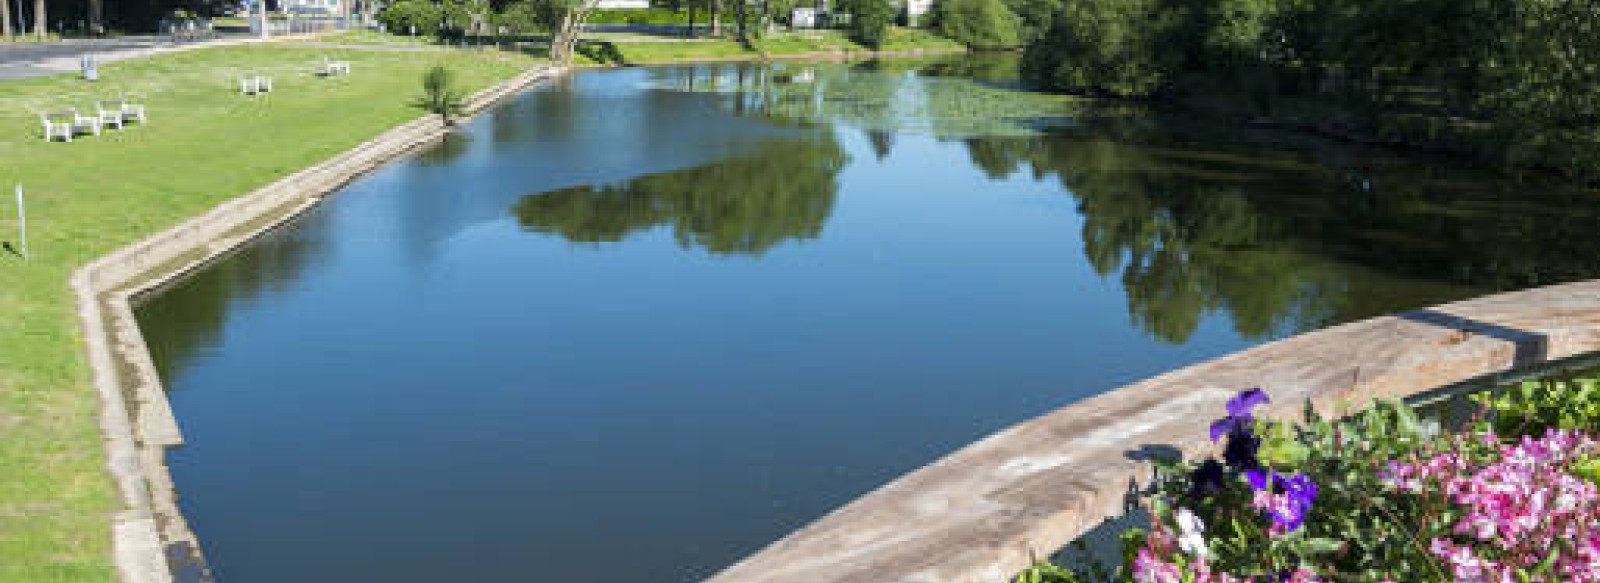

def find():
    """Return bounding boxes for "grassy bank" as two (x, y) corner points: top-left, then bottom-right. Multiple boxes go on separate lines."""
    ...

(317, 27), (964, 64)
(577, 28), (964, 64)
(0, 43), (538, 582)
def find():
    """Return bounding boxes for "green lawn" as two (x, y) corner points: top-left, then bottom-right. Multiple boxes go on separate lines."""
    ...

(578, 28), (965, 64)
(0, 43), (538, 582)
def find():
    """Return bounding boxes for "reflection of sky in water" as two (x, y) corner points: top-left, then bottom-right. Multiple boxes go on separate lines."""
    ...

(134, 58), (1600, 583)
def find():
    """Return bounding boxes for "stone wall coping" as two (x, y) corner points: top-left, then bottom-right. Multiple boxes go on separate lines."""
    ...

(704, 281), (1600, 583)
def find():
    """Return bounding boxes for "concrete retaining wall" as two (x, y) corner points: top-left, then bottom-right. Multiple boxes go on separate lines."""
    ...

(71, 64), (566, 583)
(703, 281), (1600, 583)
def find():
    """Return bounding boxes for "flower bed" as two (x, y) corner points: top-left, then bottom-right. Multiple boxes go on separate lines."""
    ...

(1020, 377), (1600, 582)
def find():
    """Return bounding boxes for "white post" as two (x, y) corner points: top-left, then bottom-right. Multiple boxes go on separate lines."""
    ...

(258, 0), (270, 38)
(14, 184), (26, 260)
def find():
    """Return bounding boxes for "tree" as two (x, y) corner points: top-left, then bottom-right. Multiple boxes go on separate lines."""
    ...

(3, 0), (12, 39)
(32, 0), (45, 37)
(842, 0), (894, 48)
(531, 0), (601, 65)
(417, 65), (468, 124)
(931, 0), (1022, 49)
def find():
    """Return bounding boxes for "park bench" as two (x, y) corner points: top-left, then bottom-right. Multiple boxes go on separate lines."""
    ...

(101, 99), (147, 124)
(239, 75), (273, 95)
(317, 57), (351, 77)
(67, 108), (102, 136)
(40, 112), (73, 142)
(95, 101), (126, 130)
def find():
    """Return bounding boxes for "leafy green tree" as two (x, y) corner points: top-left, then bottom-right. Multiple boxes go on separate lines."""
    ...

(1021, 0), (1176, 96)
(841, 0), (895, 48)
(514, 133), (848, 255)
(930, 0), (1023, 49)
(417, 65), (468, 124)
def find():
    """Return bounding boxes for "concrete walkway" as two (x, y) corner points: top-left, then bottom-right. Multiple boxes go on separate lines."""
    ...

(0, 33), (309, 81)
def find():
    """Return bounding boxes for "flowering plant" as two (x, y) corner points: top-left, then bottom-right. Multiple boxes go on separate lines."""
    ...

(1018, 376), (1600, 583)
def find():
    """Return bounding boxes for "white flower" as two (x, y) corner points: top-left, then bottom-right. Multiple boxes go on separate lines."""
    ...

(1174, 508), (1210, 560)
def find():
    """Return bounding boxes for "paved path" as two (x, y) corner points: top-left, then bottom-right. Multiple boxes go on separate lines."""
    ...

(0, 33), (295, 81)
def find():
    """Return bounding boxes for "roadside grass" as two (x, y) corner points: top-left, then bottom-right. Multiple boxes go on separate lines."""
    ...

(0, 43), (538, 582)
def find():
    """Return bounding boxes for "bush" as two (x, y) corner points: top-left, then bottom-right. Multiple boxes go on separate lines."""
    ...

(843, 0), (896, 48)
(377, 0), (444, 37)
(586, 8), (688, 26)
(1020, 0), (1174, 96)
(416, 65), (467, 123)
(931, 0), (1023, 49)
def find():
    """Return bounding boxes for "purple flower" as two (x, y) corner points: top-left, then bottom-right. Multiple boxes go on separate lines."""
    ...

(1246, 469), (1318, 535)
(1189, 458), (1227, 499)
(1227, 388), (1271, 419)
(1209, 389), (1271, 442)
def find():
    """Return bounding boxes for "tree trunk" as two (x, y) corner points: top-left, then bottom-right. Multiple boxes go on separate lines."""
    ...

(33, 0), (45, 37)
(2, 0), (13, 39)
(710, 0), (719, 35)
(686, 1), (696, 38)
(734, 0), (745, 42)
(87, 0), (102, 34)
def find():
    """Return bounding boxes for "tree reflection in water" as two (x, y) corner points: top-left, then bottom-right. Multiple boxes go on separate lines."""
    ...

(956, 115), (1600, 343)
(513, 130), (847, 256)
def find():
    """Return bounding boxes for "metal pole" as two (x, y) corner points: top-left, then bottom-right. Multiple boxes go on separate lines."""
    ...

(15, 185), (27, 260)
(258, 0), (270, 38)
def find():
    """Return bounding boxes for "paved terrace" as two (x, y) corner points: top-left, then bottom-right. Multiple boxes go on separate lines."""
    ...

(705, 280), (1600, 583)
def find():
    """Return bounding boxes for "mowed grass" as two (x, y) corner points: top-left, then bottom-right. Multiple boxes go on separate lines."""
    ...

(0, 43), (538, 582)
(570, 27), (962, 64)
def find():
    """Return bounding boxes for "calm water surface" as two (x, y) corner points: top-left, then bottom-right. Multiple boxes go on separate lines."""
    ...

(136, 57), (1600, 582)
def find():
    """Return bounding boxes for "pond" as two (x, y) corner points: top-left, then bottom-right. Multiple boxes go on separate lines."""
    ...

(135, 56), (1600, 583)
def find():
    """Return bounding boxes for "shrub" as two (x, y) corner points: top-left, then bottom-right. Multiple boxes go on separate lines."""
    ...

(930, 0), (1023, 49)
(1020, 0), (1175, 96)
(377, 0), (444, 37)
(416, 65), (467, 124)
(843, 0), (896, 48)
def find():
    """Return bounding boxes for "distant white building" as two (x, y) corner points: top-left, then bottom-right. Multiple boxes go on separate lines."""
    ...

(904, 0), (932, 23)
(281, 0), (342, 15)
(595, 0), (650, 8)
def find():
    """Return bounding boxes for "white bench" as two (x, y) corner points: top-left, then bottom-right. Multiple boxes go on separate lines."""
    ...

(317, 57), (351, 76)
(68, 108), (102, 136)
(239, 75), (273, 95)
(40, 112), (73, 142)
(102, 99), (147, 124)
(96, 101), (126, 130)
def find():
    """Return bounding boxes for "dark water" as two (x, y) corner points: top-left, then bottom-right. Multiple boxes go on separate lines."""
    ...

(136, 57), (1600, 583)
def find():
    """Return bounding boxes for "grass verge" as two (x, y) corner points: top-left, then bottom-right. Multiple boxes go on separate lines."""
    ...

(577, 28), (965, 64)
(0, 42), (538, 582)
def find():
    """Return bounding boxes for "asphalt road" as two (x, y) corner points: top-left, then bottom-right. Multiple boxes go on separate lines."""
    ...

(0, 34), (249, 81)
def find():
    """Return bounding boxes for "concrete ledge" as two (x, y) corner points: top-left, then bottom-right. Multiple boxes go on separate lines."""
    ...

(71, 64), (566, 583)
(704, 281), (1600, 583)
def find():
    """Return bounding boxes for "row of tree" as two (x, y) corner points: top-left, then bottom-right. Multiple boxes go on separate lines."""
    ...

(1018, 0), (1600, 179)
(375, 0), (906, 52)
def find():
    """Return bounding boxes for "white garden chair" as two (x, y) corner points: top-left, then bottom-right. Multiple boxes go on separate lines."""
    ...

(317, 57), (351, 76)
(68, 108), (102, 136)
(109, 98), (147, 124)
(40, 112), (74, 142)
(96, 100), (126, 130)
(239, 75), (273, 95)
